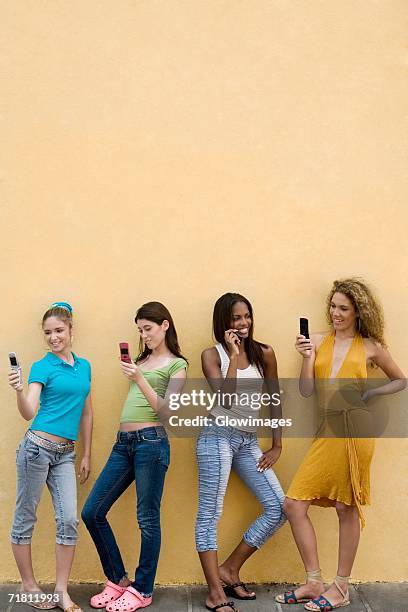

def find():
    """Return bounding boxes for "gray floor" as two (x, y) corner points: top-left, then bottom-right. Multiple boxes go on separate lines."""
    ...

(1, 583), (407, 612)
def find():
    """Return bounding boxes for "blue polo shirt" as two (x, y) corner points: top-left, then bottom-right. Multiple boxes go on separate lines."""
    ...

(28, 352), (91, 441)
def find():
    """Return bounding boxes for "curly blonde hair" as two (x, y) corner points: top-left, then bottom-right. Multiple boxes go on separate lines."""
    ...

(326, 278), (386, 347)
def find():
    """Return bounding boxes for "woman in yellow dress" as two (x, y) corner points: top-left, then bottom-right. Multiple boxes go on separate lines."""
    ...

(276, 278), (406, 611)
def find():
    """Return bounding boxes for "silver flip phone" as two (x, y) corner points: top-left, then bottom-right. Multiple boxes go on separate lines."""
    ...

(9, 352), (22, 386)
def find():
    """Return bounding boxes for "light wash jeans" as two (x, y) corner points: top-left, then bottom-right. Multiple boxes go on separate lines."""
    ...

(11, 434), (78, 545)
(195, 423), (286, 552)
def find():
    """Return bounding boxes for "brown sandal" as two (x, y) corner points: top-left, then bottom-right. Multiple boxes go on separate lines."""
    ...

(57, 604), (83, 612)
(18, 591), (58, 610)
(27, 602), (58, 610)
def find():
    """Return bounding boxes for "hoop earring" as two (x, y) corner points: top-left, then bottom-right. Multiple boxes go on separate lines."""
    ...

(357, 317), (361, 333)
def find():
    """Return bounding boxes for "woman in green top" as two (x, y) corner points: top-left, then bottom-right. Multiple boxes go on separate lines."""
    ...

(82, 302), (187, 612)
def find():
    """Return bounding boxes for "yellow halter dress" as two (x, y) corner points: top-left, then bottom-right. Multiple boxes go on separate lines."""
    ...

(286, 332), (375, 527)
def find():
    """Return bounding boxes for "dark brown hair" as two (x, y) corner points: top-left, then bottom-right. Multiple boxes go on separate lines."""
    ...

(213, 293), (267, 377)
(134, 301), (187, 364)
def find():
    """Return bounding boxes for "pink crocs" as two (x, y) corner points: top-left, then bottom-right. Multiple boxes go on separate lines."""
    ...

(90, 581), (126, 608)
(105, 586), (152, 612)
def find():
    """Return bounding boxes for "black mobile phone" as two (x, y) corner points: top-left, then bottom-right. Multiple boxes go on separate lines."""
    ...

(9, 352), (20, 368)
(299, 318), (310, 339)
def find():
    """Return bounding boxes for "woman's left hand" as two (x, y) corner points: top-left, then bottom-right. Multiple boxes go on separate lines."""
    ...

(361, 389), (376, 403)
(119, 359), (142, 382)
(78, 456), (91, 484)
(257, 446), (282, 472)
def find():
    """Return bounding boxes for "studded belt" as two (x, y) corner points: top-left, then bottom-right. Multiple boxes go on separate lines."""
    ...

(26, 430), (75, 454)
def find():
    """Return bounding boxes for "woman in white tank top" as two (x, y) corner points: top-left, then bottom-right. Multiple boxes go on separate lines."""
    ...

(195, 293), (286, 612)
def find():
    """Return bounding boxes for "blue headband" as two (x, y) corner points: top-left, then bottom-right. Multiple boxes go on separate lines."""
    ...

(51, 301), (73, 313)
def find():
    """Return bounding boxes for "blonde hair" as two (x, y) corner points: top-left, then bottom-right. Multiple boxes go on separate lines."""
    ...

(326, 278), (386, 347)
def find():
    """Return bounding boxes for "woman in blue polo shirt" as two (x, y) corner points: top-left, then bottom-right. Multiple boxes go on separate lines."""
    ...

(8, 302), (93, 612)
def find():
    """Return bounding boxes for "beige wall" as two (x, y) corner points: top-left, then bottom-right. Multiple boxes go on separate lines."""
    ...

(1, 1), (407, 582)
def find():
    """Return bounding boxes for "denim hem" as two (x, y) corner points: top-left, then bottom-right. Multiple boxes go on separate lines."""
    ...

(132, 584), (153, 598)
(242, 534), (261, 549)
(10, 535), (32, 545)
(56, 536), (78, 545)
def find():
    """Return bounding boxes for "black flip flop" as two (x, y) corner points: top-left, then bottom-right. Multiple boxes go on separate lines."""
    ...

(223, 581), (256, 601)
(206, 601), (236, 611)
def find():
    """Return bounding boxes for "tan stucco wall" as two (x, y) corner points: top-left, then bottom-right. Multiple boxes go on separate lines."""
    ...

(1, 1), (407, 583)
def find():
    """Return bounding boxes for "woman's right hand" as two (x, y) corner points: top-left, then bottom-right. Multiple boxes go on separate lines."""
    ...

(8, 369), (23, 392)
(224, 329), (240, 357)
(295, 334), (314, 358)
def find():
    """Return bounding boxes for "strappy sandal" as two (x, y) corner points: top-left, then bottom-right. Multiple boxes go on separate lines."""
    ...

(275, 589), (312, 604)
(275, 569), (324, 604)
(17, 590), (58, 610)
(304, 575), (350, 611)
(105, 586), (152, 612)
(90, 581), (126, 608)
(206, 602), (237, 611)
(223, 581), (256, 600)
(27, 600), (58, 610)
(57, 604), (83, 612)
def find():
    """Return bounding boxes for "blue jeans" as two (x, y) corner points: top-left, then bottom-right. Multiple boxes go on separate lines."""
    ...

(11, 434), (78, 545)
(195, 424), (286, 552)
(81, 427), (170, 596)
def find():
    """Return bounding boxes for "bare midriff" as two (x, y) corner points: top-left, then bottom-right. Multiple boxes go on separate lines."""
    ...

(119, 421), (160, 432)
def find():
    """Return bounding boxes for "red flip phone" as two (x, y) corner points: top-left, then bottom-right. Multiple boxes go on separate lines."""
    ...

(119, 342), (132, 363)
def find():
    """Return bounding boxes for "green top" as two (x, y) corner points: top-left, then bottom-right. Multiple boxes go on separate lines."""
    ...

(120, 357), (188, 423)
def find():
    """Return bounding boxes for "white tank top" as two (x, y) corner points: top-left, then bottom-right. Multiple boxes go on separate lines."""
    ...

(210, 343), (264, 432)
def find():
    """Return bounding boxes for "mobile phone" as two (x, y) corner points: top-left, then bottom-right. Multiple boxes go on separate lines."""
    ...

(9, 352), (22, 385)
(119, 342), (132, 363)
(299, 318), (310, 339)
